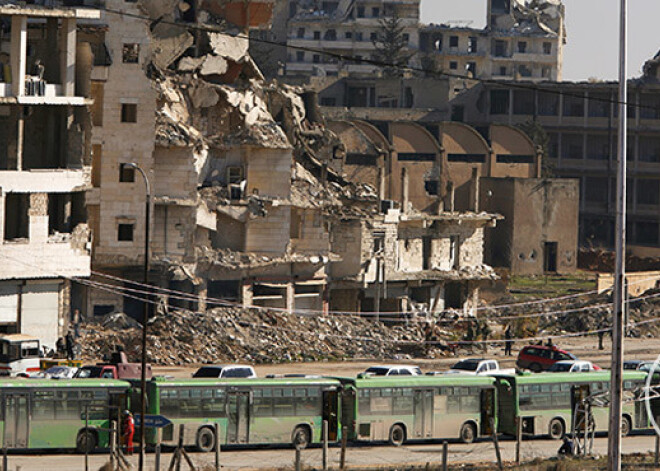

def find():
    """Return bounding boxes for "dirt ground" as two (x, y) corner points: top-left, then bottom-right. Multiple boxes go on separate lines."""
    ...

(152, 336), (660, 378)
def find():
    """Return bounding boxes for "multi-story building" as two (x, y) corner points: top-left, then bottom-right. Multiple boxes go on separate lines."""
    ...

(285, 0), (420, 79)
(419, 0), (565, 82)
(0, 5), (99, 347)
(455, 56), (660, 255)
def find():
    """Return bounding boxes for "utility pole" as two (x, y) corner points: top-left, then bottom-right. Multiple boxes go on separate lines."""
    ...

(608, 0), (627, 469)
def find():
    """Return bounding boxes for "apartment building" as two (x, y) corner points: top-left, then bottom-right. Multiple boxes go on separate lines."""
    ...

(419, 0), (565, 82)
(455, 55), (660, 256)
(0, 5), (99, 347)
(285, 0), (420, 79)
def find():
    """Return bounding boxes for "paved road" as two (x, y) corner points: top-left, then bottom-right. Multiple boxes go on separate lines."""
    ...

(5, 433), (659, 470)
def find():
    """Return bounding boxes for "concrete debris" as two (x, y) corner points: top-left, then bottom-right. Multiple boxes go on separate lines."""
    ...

(188, 81), (219, 108)
(138, 0), (180, 20)
(79, 306), (436, 365)
(177, 56), (205, 72)
(101, 312), (141, 330)
(208, 32), (250, 63)
(199, 54), (229, 76)
(150, 23), (194, 70)
(197, 247), (339, 271)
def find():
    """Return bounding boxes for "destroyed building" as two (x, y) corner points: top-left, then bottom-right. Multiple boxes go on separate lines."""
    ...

(326, 120), (502, 314)
(0, 4), (99, 348)
(420, 0), (565, 82)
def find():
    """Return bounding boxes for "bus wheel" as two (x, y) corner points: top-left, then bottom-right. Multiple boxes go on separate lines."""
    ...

(459, 422), (476, 444)
(76, 429), (97, 454)
(621, 416), (632, 437)
(292, 426), (311, 450)
(388, 424), (405, 447)
(548, 418), (565, 440)
(196, 427), (216, 452)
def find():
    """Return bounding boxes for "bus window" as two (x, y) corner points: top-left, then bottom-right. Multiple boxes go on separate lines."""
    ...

(32, 391), (55, 420)
(393, 390), (413, 414)
(358, 389), (371, 414)
(273, 388), (295, 416)
(160, 389), (179, 418)
(460, 393), (480, 413)
(253, 389), (272, 417)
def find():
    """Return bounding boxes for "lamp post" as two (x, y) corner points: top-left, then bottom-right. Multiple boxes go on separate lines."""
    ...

(123, 162), (150, 471)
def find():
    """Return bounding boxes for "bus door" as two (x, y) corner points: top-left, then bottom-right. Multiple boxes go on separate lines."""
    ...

(226, 391), (250, 444)
(571, 384), (590, 433)
(413, 390), (433, 439)
(480, 388), (495, 435)
(3, 393), (29, 448)
(322, 389), (339, 441)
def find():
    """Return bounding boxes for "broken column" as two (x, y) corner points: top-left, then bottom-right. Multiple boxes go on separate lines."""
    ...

(470, 168), (480, 212)
(401, 167), (409, 214)
(447, 181), (455, 212)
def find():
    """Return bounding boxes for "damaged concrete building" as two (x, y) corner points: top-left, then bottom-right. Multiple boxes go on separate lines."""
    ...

(284, 0), (421, 79)
(326, 120), (502, 314)
(0, 4), (98, 347)
(420, 0), (565, 82)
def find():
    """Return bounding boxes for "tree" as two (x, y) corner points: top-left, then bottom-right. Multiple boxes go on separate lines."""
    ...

(517, 119), (554, 177)
(371, 16), (414, 77)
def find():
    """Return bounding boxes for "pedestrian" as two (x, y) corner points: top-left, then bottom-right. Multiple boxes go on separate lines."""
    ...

(545, 338), (554, 347)
(504, 324), (513, 356)
(65, 331), (74, 360)
(71, 308), (81, 338)
(122, 410), (135, 455)
(465, 321), (474, 342)
(480, 320), (491, 353)
(56, 336), (66, 357)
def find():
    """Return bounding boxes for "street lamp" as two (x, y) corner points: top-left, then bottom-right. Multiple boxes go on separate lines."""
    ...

(123, 162), (150, 471)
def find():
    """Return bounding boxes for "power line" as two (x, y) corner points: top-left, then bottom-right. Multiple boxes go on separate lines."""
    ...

(95, 4), (660, 113)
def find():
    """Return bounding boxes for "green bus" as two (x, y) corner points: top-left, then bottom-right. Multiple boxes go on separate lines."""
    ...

(493, 371), (648, 439)
(338, 376), (497, 445)
(145, 377), (342, 451)
(0, 378), (129, 452)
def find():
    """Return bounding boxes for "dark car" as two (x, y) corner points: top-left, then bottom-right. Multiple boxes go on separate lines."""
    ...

(516, 345), (577, 372)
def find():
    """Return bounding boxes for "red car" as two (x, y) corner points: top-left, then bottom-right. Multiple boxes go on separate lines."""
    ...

(516, 345), (577, 372)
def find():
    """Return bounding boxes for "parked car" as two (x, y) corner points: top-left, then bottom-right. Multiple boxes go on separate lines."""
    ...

(624, 360), (653, 370)
(361, 365), (422, 377)
(547, 360), (600, 373)
(442, 358), (516, 376)
(192, 365), (257, 378)
(516, 345), (577, 372)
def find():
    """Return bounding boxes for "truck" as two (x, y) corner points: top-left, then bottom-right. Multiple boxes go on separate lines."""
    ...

(441, 358), (516, 376)
(74, 351), (152, 380)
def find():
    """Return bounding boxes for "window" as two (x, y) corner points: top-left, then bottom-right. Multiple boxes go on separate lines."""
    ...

(518, 64), (532, 77)
(449, 36), (459, 48)
(296, 51), (305, 62)
(586, 135), (609, 160)
(119, 164), (135, 182)
(356, 32), (363, 41)
(563, 93), (585, 117)
(447, 154), (486, 163)
(499, 66), (507, 76)
(313, 54), (321, 63)
(357, 6), (365, 17)
(585, 177), (608, 203)
(122, 43), (140, 63)
(121, 104), (137, 123)
(490, 89), (510, 115)
(346, 154), (378, 166)
(541, 67), (551, 78)
(513, 90), (534, 115)
(324, 29), (337, 41)
(371, 7), (379, 17)
(466, 62), (476, 76)
(425, 180), (439, 195)
(494, 40), (507, 57)
(402, 33), (409, 44)
(543, 42), (552, 55)
(538, 91), (559, 116)
(290, 209), (302, 239)
(398, 153), (436, 162)
(345, 31), (352, 39)
(118, 223), (134, 241)
(517, 41), (527, 53)
(297, 28), (305, 38)
(637, 179), (660, 205)
(636, 221), (659, 245)
(449, 61), (458, 70)
(313, 31), (320, 40)
(451, 105), (464, 122)
(639, 137), (660, 162)
(562, 134), (584, 159)
(370, 32), (378, 41)
(468, 36), (477, 53)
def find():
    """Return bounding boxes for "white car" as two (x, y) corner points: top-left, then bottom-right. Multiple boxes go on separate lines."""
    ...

(192, 365), (257, 378)
(442, 358), (516, 376)
(361, 365), (422, 377)
(30, 366), (79, 379)
(547, 360), (599, 373)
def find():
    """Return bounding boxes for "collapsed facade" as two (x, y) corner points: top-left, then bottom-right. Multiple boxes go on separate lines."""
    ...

(420, 0), (565, 82)
(0, 5), (98, 348)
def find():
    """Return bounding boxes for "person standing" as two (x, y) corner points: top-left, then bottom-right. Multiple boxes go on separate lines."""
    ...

(504, 324), (513, 356)
(65, 331), (74, 360)
(123, 410), (135, 455)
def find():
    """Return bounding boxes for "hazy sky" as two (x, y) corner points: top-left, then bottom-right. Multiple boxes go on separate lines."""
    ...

(421, 0), (660, 81)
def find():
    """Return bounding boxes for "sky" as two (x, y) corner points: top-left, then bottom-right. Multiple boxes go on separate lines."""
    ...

(420, 0), (660, 81)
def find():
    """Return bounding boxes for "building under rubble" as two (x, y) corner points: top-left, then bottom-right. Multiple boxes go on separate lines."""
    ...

(0, 4), (98, 348)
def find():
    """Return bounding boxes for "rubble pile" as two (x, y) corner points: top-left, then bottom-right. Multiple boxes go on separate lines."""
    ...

(79, 307), (428, 365)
